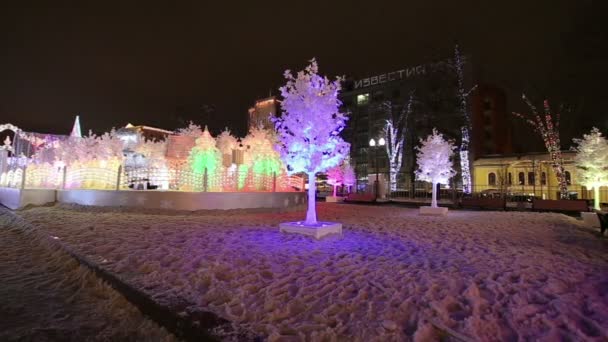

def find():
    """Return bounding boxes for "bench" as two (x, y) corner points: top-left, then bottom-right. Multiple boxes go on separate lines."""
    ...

(344, 193), (376, 203)
(532, 199), (590, 213)
(460, 197), (506, 210)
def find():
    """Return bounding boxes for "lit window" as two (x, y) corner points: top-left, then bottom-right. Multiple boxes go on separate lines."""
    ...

(488, 172), (496, 186)
(528, 172), (535, 185)
(356, 93), (369, 106)
(541, 172), (547, 185)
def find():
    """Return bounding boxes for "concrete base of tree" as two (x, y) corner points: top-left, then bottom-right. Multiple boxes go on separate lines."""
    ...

(325, 196), (344, 203)
(419, 206), (448, 216)
(581, 212), (600, 228)
(279, 221), (342, 239)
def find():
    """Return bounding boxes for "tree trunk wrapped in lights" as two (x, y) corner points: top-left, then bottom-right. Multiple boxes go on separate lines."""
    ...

(513, 95), (569, 199)
(273, 59), (350, 225)
(382, 93), (414, 192)
(453, 45), (477, 195)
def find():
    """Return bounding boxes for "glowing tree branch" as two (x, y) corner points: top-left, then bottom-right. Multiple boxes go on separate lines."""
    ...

(415, 129), (456, 208)
(273, 59), (350, 225)
(513, 95), (569, 199)
(383, 93), (414, 192)
(188, 126), (220, 190)
(454, 45), (477, 194)
(572, 128), (608, 210)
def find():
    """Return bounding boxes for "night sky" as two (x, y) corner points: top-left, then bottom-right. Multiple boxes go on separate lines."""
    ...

(1, 1), (606, 148)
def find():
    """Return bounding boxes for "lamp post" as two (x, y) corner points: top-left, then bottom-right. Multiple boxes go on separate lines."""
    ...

(369, 137), (386, 200)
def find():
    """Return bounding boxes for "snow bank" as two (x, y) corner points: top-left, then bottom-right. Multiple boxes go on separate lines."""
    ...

(17, 203), (608, 341)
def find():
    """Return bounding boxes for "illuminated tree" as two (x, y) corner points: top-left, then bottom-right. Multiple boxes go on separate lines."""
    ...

(176, 121), (203, 137)
(453, 45), (477, 194)
(273, 59), (350, 224)
(513, 95), (568, 199)
(216, 128), (238, 167)
(343, 164), (356, 193)
(415, 129), (456, 208)
(572, 128), (608, 210)
(383, 93), (414, 192)
(188, 126), (220, 179)
(242, 127), (282, 178)
(326, 165), (344, 197)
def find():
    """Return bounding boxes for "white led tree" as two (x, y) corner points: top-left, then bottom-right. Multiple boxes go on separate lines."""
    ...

(273, 59), (350, 225)
(415, 129), (456, 208)
(343, 164), (356, 193)
(572, 128), (608, 210)
(326, 165), (344, 197)
(216, 128), (238, 167)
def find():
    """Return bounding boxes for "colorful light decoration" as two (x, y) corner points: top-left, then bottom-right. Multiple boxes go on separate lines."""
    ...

(513, 95), (569, 199)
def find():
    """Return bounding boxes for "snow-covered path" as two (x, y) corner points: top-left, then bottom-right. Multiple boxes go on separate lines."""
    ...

(16, 203), (608, 341)
(0, 210), (175, 342)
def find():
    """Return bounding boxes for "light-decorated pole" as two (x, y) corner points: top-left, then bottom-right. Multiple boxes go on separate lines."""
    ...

(369, 137), (386, 200)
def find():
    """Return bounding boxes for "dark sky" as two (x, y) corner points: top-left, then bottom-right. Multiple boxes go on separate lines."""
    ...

(1, 1), (606, 143)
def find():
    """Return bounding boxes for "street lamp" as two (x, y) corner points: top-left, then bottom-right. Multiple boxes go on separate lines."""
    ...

(369, 137), (385, 200)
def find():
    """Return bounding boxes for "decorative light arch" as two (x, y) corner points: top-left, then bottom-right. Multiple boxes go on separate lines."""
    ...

(0, 123), (22, 133)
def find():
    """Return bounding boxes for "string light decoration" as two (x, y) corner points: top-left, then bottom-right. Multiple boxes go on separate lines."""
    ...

(513, 95), (569, 199)
(453, 45), (478, 195)
(383, 94), (413, 192)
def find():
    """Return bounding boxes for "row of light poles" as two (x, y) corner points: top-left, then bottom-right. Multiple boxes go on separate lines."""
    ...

(369, 137), (385, 200)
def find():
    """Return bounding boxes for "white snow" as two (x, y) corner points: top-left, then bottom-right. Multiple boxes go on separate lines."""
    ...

(0, 210), (175, 341)
(16, 203), (608, 341)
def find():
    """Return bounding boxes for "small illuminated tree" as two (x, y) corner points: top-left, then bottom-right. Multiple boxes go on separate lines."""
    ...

(343, 164), (356, 193)
(242, 127), (282, 179)
(273, 59), (350, 225)
(513, 95), (568, 199)
(572, 128), (608, 210)
(216, 128), (238, 167)
(188, 126), (220, 190)
(415, 129), (456, 208)
(326, 165), (344, 197)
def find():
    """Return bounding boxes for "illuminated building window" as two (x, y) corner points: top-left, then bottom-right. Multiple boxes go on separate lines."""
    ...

(488, 172), (496, 186)
(528, 172), (535, 185)
(565, 171), (571, 185)
(541, 172), (547, 185)
(518, 172), (525, 185)
(356, 93), (369, 106)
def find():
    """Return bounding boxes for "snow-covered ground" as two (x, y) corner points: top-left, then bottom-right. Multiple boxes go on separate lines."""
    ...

(16, 203), (608, 341)
(0, 209), (175, 342)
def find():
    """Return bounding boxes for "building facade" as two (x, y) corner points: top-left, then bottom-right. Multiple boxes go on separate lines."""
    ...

(340, 58), (507, 192)
(248, 96), (281, 130)
(473, 151), (607, 203)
